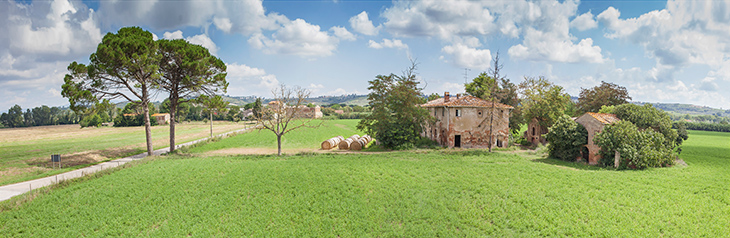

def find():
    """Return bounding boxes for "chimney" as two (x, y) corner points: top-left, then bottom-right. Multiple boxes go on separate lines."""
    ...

(456, 93), (460, 99)
(444, 92), (450, 102)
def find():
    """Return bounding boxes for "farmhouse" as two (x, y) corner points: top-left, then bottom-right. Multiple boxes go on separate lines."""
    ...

(575, 112), (620, 165)
(267, 101), (322, 119)
(422, 92), (513, 148)
(151, 113), (170, 125)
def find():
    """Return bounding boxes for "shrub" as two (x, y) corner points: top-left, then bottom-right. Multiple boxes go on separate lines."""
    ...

(594, 121), (675, 169)
(545, 115), (587, 161)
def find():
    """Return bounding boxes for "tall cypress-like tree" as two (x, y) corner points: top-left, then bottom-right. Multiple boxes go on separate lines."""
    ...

(157, 39), (228, 152)
(62, 27), (160, 155)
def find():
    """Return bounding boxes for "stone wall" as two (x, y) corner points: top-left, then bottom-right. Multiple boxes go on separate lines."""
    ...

(575, 114), (606, 165)
(424, 107), (510, 148)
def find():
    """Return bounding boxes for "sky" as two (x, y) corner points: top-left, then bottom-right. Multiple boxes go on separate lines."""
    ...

(1, 0), (730, 111)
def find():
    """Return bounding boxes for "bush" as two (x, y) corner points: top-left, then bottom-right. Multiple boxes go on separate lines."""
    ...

(545, 115), (587, 161)
(80, 113), (102, 128)
(594, 121), (675, 169)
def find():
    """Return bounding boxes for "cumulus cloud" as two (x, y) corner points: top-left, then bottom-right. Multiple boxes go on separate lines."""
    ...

(382, 0), (604, 64)
(440, 44), (492, 70)
(0, 0), (103, 110)
(368, 39), (408, 50)
(570, 11), (597, 31)
(330, 26), (356, 41)
(97, 0), (280, 35)
(349, 11), (380, 36)
(597, 1), (730, 83)
(248, 19), (339, 57)
(225, 63), (279, 96)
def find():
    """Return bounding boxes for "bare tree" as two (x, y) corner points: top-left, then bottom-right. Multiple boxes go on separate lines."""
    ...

(255, 84), (322, 156)
(488, 52), (505, 152)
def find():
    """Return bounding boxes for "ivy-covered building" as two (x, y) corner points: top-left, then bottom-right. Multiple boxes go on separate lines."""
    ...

(575, 112), (620, 165)
(421, 92), (514, 148)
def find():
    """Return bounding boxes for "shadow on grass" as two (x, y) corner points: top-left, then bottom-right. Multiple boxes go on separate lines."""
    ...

(531, 157), (606, 171)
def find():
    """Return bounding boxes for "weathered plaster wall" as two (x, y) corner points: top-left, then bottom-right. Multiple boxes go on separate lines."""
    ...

(575, 114), (606, 165)
(425, 107), (510, 148)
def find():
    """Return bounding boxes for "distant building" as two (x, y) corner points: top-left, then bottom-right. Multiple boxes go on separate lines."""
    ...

(421, 92), (514, 148)
(267, 101), (322, 119)
(151, 113), (170, 125)
(575, 112), (620, 165)
(524, 118), (549, 145)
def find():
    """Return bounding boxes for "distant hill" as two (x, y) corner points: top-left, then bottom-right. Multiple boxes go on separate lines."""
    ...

(223, 94), (369, 107)
(634, 102), (730, 117)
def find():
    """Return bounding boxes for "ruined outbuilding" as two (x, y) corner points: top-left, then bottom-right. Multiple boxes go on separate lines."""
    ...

(574, 112), (620, 165)
(524, 118), (549, 145)
(422, 92), (514, 148)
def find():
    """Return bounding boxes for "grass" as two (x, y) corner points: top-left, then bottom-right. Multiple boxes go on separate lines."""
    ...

(0, 121), (248, 185)
(0, 129), (728, 236)
(187, 119), (365, 153)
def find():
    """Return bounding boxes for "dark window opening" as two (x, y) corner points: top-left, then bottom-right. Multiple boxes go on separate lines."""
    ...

(454, 135), (461, 148)
(456, 109), (461, 117)
(478, 110), (483, 117)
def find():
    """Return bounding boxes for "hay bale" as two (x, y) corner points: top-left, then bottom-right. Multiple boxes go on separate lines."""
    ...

(338, 138), (353, 150)
(321, 136), (344, 150)
(350, 135), (372, 151)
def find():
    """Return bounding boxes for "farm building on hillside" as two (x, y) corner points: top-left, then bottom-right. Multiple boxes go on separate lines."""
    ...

(267, 101), (322, 119)
(151, 113), (170, 125)
(575, 112), (620, 165)
(421, 92), (514, 148)
(524, 118), (549, 145)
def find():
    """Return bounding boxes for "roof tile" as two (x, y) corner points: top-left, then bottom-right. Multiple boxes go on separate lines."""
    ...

(421, 95), (514, 109)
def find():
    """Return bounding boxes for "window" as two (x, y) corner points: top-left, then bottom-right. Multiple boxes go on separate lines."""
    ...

(434, 109), (436, 117)
(442, 108), (444, 117)
(455, 109), (461, 117)
(478, 110), (483, 117)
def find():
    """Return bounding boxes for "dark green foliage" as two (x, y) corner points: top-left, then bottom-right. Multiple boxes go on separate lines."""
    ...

(518, 76), (571, 128)
(545, 115), (587, 161)
(0, 105), (25, 128)
(79, 113), (102, 128)
(677, 121), (730, 132)
(673, 122), (689, 145)
(357, 65), (432, 150)
(594, 121), (674, 169)
(577, 81), (631, 114)
(113, 113), (158, 127)
(252, 98), (262, 119)
(612, 103), (680, 146)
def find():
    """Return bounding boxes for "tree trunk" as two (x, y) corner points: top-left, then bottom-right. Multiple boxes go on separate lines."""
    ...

(142, 100), (154, 156)
(169, 97), (177, 152)
(277, 134), (282, 156)
(209, 112), (213, 138)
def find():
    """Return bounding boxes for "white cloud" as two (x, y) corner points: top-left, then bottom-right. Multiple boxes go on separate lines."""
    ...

(508, 28), (604, 63)
(368, 39), (408, 50)
(441, 44), (491, 71)
(597, 1), (730, 83)
(570, 11), (597, 31)
(163, 30), (184, 40)
(349, 11), (380, 36)
(225, 63), (280, 96)
(249, 19), (339, 57)
(309, 83), (325, 89)
(330, 26), (356, 41)
(382, 0), (604, 64)
(97, 0), (280, 35)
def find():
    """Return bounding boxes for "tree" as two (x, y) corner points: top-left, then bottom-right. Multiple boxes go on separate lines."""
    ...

(594, 120), (674, 169)
(157, 39), (228, 152)
(426, 93), (441, 101)
(545, 115), (588, 161)
(0, 105), (25, 128)
(252, 98), (263, 119)
(254, 84), (322, 156)
(612, 103), (681, 147)
(62, 27), (160, 155)
(577, 81), (631, 114)
(357, 62), (432, 150)
(197, 95), (229, 138)
(518, 76), (571, 128)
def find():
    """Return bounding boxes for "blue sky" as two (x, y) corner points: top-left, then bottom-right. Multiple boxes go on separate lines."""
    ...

(1, 0), (730, 110)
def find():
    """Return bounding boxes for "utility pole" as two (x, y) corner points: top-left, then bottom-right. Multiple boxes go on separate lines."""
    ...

(463, 68), (471, 84)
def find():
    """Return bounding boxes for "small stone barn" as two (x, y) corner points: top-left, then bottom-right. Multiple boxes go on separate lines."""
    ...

(524, 118), (549, 145)
(421, 92), (514, 148)
(574, 112), (620, 165)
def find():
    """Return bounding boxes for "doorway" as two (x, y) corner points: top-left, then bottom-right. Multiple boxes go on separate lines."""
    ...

(454, 135), (461, 148)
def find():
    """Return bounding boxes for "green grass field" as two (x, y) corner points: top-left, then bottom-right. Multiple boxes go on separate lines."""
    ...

(187, 119), (365, 153)
(0, 121), (247, 186)
(0, 128), (728, 236)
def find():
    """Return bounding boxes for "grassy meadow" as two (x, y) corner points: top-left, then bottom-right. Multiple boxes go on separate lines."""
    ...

(0, 121), (248, 186)
(0, 126), (728, 236)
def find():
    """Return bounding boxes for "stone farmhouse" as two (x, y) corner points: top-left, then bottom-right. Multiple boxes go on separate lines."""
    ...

(422, 92), (514, 148)
(267, 101), (322, 119)
(575, 112), (620, 165)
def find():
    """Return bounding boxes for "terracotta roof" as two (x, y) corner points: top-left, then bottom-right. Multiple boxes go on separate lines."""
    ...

(151, 113), (169, 117)
(421, 95), (514, 109)
(586, 112), (619, 124)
